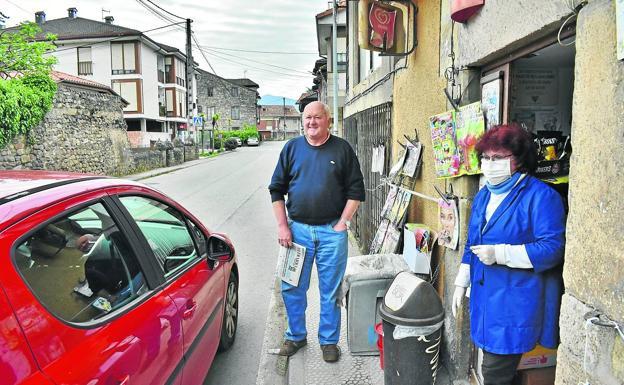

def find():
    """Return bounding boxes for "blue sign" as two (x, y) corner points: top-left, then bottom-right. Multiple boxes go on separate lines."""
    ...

(193, 116), (203, 126)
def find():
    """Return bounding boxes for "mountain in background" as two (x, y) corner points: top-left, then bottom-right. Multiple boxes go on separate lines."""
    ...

(259, 95), (297, 106)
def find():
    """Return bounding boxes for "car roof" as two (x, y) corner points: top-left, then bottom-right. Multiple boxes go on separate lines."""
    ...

(0, 170), (146, 231)
(0, 170), (100, 201)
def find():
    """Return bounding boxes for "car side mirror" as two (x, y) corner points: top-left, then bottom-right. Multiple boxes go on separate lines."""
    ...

(207, 234), (234, 262)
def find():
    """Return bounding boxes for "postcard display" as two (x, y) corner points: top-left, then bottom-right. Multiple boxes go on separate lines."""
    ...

(369, 140), (422, 255)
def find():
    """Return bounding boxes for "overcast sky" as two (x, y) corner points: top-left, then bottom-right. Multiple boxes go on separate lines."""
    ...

(1, 0), (332, 100)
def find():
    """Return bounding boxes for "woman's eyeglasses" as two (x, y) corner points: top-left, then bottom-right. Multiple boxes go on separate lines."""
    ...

(480, 154), (512, 161)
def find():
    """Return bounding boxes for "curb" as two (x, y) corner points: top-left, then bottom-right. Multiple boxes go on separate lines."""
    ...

(255, 276), (288, 385)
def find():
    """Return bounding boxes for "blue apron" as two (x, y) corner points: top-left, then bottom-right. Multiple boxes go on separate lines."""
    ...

(462, 175), (565, 354)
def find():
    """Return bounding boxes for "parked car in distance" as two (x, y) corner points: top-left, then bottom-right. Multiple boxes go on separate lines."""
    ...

(0, 171), (239, 385)
(247, 137), (259, 146)
(232, 137), (242, 146)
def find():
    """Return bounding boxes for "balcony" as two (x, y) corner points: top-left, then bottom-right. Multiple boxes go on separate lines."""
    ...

(78, 61), (93, 75)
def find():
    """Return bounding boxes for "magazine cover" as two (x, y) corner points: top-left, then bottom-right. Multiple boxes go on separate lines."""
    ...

(455, 102), (485, 175)
(277, 242), (306, 286)
(430, 111), (461, 178)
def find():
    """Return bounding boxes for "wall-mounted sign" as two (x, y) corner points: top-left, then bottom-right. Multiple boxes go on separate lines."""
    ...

(513, 68), (558, 107)
(369, 2), (398, 50)
(481, 71), (502, 130)
(358, 0), (417, 56)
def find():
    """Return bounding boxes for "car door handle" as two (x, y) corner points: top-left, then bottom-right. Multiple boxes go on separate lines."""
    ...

(183, 299), (197, 319)
(117, 374), (130, 385)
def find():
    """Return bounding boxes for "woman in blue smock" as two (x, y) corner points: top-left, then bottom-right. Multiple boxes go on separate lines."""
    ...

(451, 124), (566, 385)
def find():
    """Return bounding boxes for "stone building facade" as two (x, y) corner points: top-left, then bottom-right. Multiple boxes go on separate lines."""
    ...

(195, 68), (259, 130)
(0, 79), (133, 175)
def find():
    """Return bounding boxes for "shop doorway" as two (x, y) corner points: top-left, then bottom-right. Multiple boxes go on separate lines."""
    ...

(473, 35), (576, 385)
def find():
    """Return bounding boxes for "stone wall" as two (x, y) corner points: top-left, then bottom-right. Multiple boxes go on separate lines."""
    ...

(196, 70), (257, 129)
(557, 1), (624, 384)
(0, 83), (133, 175)
(1, 82), (200, 176)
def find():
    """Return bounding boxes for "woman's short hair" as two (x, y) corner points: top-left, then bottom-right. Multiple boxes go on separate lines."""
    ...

(475, 124), (538, 173)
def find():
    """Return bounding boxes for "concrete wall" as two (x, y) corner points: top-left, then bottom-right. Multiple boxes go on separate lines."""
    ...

(456, 0), (572, 67)
(556, 1), (624, 384)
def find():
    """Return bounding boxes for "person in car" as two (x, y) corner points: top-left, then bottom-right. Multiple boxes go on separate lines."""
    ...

(451, 124), (566, 385)
(269, 101), (365, 363)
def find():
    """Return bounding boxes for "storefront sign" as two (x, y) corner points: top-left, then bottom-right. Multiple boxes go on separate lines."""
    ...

(514, 68), (558, 107)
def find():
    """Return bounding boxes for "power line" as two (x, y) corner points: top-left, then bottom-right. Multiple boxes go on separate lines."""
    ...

(3, 0), (31, 17)
(196, 47), (311, 79)
(198, 45), (318, 55)
(201, 47), (313, 75)
(52, 22), (185, 54)
(142, 0), (186, 20)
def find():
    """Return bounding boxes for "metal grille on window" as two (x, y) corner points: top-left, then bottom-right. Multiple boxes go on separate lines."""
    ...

(343, 103), (392, 250)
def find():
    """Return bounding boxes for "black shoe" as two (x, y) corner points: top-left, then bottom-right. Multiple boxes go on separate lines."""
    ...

(321, 344), (340, 363)
(278, 339), (307, 356)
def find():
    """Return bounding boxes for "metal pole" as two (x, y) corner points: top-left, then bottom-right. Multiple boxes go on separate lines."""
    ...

(283, 97), (286, 141)
(201, 116), (205, 151)
(332, 0), (339, 136)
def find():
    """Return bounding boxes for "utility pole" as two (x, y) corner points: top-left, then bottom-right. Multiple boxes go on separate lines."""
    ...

(283, 97), (286, 141)
(185, 18), (194, 142)
(331, 0), (339, 136)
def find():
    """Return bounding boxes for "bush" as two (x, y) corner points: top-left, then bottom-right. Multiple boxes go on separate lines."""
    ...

(224, 138), (238, 151)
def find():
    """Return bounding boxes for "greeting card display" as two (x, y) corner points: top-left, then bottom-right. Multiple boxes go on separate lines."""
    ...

(455, 103), (485, 175)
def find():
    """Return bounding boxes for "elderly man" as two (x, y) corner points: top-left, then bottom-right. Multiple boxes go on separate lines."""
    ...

(268, 101), (365, 363)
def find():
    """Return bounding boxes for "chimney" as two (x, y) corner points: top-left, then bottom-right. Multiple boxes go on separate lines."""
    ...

(67, 7), (77, 19)
(104, 16), (114, 24)
(35, 11), (46, 25)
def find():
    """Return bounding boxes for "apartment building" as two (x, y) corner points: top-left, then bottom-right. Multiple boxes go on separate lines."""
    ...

(30, 8), (197, 147)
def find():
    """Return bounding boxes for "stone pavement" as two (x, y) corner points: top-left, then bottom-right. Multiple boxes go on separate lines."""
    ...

(257, 233), (453, 385)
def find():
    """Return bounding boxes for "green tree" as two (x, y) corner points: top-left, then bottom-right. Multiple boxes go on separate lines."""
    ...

(0, 22), (57, 146)
(0, 22), (57, 78)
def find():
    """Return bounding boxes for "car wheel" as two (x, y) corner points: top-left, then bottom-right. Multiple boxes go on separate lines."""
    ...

(218, 271), (238, 351)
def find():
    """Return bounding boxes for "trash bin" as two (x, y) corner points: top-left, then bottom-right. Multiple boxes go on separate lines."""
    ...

(378, 272), (445, 385)
(339, 254), (409, 355)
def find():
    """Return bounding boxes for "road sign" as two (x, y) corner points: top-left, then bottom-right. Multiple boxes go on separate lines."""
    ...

(193, 116), (203, 126)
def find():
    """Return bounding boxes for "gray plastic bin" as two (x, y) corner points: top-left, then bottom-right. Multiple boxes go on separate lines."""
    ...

(347, 277), (393, 355)
(340, 254), (409, 356)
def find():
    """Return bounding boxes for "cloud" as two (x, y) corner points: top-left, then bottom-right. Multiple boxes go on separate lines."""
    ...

(5, 0), (330, 99)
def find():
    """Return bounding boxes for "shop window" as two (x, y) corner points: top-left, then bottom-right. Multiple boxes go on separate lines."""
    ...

(14, 202), (147, 324)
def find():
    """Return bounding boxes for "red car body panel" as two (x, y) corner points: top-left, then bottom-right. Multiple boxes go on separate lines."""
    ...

(0, 172), (236, 385)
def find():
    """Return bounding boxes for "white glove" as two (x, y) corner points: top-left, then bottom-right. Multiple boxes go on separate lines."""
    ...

(470, 245), (496, 265)
(452, 286), (466, 318)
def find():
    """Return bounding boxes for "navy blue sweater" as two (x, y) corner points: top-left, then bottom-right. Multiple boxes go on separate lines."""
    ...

(269, 135), (365, 225)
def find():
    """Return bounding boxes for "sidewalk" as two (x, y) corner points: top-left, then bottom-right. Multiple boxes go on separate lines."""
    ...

(257, 234), (452, 385)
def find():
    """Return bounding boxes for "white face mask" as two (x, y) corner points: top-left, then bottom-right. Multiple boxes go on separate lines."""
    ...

(481, 158), (511, 185)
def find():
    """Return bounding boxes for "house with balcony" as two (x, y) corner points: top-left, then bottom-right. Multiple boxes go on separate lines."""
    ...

(27, 8), (197, 147)
(315, 1), (347, 136)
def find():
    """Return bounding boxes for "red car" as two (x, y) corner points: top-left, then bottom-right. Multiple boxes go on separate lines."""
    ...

(0, 170), (238, 385)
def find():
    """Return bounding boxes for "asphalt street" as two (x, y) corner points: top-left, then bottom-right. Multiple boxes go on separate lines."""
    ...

(137, 141), (285, 385)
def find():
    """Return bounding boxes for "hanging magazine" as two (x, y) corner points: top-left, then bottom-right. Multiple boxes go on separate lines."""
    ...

(277, 243), (306, 286)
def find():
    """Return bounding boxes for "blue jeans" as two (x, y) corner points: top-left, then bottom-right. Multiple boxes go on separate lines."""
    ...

(282, 219), (348, 345)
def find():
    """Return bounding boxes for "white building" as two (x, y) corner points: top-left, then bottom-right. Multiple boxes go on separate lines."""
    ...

(30, 8), (197, 147)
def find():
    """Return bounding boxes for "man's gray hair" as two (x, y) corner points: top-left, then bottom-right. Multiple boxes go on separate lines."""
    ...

(320, 103), (331, 119)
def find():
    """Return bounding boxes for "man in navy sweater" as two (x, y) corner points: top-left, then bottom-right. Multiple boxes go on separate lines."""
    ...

(269, 101), (365, 362)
